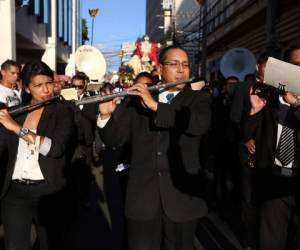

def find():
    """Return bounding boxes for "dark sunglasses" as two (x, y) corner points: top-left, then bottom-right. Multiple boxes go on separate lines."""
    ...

(73, 85), (85, 90)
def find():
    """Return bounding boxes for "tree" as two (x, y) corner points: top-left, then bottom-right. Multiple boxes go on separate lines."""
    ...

(82, 18), (89, 44)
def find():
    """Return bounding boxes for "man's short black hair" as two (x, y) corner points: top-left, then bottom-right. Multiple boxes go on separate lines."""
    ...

(257, 52), (269, 65)
(283, 44), (300, 62)
(21, 61), (53, 87)
(135, 71), (153, 82)
(158, 45), (189, 64)
(100, 82), (114, 93)
(226, 76), (239, 82)
(71, 71), (89, 84)
(1, 59), (20, 71)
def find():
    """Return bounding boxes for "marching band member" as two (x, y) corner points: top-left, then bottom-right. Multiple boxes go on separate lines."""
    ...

(0, 60), (21, 107)
(243, 45), (300, 250)
(97, 45), (211, 250)
(0, 61), (74, 250)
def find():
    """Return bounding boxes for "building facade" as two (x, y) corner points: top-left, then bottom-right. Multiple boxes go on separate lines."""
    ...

(0, 0), (82, 73)
(145, 0), (164, 43)
(146, 0), (201, 74)
(180, 0), (300, 79)
(146, 0), (300, 79)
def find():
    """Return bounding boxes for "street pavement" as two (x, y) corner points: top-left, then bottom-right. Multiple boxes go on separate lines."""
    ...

(0, 165), (245, 250)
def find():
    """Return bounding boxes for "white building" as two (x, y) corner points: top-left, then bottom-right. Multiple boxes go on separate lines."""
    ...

(0, 0), (82, 73)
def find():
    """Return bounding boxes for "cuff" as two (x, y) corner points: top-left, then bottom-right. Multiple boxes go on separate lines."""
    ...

(97, 115), (110, 128)
(39, 137), (52, 156)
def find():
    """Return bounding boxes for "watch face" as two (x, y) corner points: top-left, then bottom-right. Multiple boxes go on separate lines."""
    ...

(19, 127), (29, 137)
(22, 128), (29, 134)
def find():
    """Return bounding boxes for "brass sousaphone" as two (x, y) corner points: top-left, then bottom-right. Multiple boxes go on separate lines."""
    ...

(75, 45), (107, 82)
(220, 48), (256, 81)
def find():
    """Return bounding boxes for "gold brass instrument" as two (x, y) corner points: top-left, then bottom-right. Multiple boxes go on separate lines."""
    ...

(74, 45), (107, 82)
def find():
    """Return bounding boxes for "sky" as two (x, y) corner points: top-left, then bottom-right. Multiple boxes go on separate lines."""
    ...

(82, 0), (146, 72)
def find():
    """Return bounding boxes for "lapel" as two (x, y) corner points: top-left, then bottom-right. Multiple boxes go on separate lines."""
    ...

(153, 91), (159, 102)
(10, 113), (27, 154)
(10, 104), (56, 152)
(284, 107), (297, 130)
(37, 103), (56, 135)
(171, 88), (189, 106)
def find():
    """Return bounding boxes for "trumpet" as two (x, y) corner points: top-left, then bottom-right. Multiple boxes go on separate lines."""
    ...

(76, 77), (195, 106)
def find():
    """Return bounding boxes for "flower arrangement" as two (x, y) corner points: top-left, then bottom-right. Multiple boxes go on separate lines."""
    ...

(118, 64), (135, 88)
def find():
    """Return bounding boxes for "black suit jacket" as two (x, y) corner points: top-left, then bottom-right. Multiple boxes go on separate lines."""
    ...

(243, 98), (300, 169)
(75, 96), (98, 146)
(243, 98), (300, 199)
(0, 102), (75, 198)
(99, 88), (211, 222)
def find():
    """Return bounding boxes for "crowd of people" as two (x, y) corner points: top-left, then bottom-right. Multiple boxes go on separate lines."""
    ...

(0, 43), (299, 250)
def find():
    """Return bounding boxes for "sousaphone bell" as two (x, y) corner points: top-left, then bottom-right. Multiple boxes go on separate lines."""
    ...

(220, 48), (256, 81)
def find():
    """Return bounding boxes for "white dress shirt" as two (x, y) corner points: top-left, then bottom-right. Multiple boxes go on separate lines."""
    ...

(12, 130), (52, 180)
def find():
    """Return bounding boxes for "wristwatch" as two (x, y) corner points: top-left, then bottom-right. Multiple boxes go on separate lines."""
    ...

(18, 127), (29, 137)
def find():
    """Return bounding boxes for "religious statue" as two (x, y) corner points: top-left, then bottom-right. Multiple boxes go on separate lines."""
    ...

(135, 35), (160, 72)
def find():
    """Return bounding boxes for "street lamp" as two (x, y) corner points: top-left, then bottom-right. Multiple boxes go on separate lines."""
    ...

(88, 8), (99, 46)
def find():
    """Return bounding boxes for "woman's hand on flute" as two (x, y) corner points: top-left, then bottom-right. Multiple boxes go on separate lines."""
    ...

(127, 83), (158, 111)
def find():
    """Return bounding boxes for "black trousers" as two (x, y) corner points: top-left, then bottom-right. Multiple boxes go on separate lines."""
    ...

(1, 181), (62, 250)
(259, 195), (300, 250)
(127, 208), (198, 250)
(239, 145), (257, 248)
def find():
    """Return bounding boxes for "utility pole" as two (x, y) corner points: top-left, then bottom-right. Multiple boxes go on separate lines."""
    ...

(201, 3), (207, 78)
(266, 0), (280, 58)
(197, 8), (203, 77)
(196, 0), (207, 78)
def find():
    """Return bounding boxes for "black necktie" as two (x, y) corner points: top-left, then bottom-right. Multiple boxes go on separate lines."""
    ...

(166, 93), (175, 104)
(276, 125), (295, 166)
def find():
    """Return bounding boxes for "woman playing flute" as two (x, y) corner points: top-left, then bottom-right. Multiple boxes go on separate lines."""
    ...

(0, 61), (74, 250)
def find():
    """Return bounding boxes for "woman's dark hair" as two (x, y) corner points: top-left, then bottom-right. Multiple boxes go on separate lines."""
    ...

(21, 61), (53, 87)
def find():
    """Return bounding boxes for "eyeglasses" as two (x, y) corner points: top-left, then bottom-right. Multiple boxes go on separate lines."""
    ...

(163, 61), (190, 69)
(73, 85), (85, 90)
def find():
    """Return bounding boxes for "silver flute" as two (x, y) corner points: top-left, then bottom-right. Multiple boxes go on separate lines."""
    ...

(2, 78), (195, 115)
(6, 95), (62, 116)
(75, 77), (195, 106)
